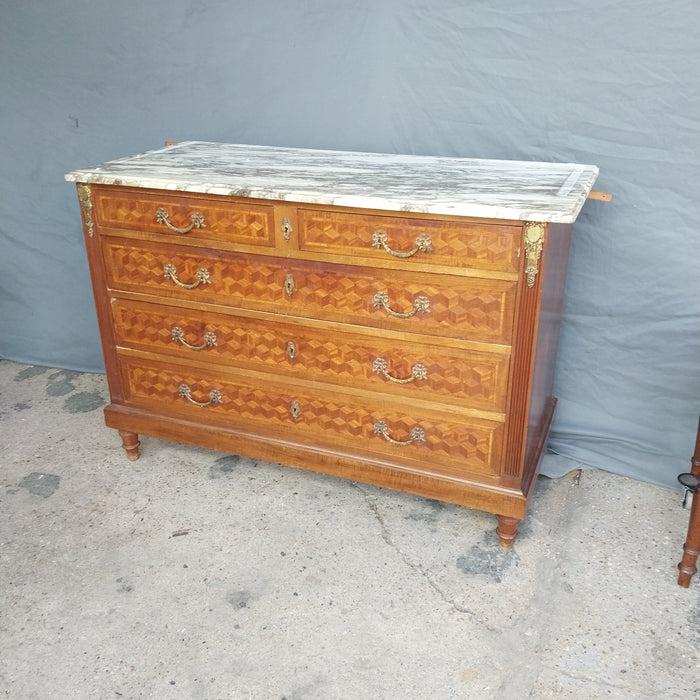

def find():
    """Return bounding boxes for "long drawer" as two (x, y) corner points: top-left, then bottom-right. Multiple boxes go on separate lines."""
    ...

(102, 238), (517, 343)
(118, 357), (505, 478)
(111, 298), (510, 412)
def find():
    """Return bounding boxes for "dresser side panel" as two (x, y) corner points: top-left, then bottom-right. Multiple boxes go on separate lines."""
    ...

(522, 222), (573, 493)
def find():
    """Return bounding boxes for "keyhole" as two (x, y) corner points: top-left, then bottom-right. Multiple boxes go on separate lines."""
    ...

(287, 340), (296, 359)
(284, 273), (294, 296)
(282, 217), (292, 241)
(290, 399), (301, 419)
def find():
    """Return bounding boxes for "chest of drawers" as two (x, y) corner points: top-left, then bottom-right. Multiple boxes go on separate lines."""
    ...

(66, 142), (598, 548)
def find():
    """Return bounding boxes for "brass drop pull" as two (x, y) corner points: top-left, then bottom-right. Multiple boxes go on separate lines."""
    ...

(155, 207), (206, 234)
(372, 230), (433, 258)
(284, 273), (295, 296)
(372, 358), (428, 384)
(177, 383), (223, 407)
(372, 291), (431, 319)
(290, 399), (301, 419)
(287, 340), (297, 359)
(171, 326), (217, 351)
(163, 263), (211, 289)
(374, 420), (426, 446)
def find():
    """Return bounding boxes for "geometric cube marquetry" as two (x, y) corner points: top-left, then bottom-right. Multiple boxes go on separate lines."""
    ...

(104, 239), (517, 344)
(93, 186), (275, 248)
(299, 208), (520, 273)
(121, 357), (504, 477)
(112, 298), (511, 413)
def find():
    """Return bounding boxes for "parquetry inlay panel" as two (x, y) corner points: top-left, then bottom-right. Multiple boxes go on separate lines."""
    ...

(299, 209), (520, 272)
(121, 359), (503, 476)
(93, 189), (275, 247)
(104, 240), (516, 343)
(112, 299), (510, 411)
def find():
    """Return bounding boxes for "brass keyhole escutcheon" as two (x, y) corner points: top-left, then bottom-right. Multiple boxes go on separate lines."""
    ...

(284, 273), (295, 296)
(290, 399), (301, 419)
(282, 217), (293, 241)
(287, 340), (297, 359)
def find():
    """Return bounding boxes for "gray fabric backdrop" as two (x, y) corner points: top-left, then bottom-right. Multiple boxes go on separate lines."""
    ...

(1, 1), (698, 489)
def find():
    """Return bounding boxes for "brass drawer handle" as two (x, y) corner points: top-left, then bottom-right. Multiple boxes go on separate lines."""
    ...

(177, 383), (223, 407)
(155, 206), (206, 234)
(372, 291), (431, 319)
(372, 358), (428, 384)
(374, 420), (426, 446)
(163, 263), (211, 289)
(371, 230), (433, 258)
(171, 326), (217, 351)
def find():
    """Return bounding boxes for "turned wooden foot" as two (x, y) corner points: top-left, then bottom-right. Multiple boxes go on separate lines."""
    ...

(496, 515), (520, 550)
(119, 430), (141, 461)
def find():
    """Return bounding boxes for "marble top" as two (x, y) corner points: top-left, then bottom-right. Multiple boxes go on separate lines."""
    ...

(65, 141), (599, 223)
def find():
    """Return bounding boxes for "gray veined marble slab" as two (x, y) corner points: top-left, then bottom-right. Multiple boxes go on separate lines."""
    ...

(65, 141), (599, 224)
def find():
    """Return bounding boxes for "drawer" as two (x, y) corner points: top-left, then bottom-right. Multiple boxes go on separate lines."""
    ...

(119, 357), (505, 478)
(92, 186), (276, 248)
(298, 208), (521, 273)
(103, 238), (517, 343)
(111, 299), (510, 412)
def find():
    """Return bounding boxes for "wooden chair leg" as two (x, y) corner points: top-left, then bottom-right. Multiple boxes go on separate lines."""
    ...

(678, 486), (699, 587)
(677, 416), (700, 587)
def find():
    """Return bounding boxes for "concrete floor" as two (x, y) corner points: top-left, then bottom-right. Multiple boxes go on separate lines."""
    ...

(1, 358), (698, 699)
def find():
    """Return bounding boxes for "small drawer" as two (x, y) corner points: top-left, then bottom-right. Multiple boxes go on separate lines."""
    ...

(92, 186), (276, 248)
(111, 299), (511, 412)
(298, 207), (521, 273)
(103, 239), (517, 344)
(119, 357), (505, 478)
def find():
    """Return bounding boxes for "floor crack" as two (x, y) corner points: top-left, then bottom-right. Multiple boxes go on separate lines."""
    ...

(352, 482), (499, 626)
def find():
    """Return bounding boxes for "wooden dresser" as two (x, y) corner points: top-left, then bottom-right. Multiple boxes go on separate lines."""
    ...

(66, 142), (598, 548)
